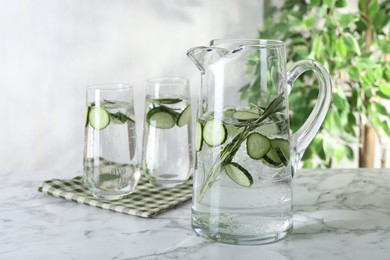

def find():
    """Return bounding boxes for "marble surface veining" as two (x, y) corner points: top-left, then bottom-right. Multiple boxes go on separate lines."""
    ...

(0, 169), (389, 260)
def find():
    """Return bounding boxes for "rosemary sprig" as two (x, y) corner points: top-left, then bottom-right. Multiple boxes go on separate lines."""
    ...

(197, 92), (285, 202)
(110, 112), (135, 124)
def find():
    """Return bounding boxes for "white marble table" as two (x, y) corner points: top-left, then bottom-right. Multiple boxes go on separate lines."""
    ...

(1, 168), (389, 260)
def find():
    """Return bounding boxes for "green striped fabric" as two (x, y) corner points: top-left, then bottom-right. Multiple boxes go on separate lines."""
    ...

(38, 176), (192, 218)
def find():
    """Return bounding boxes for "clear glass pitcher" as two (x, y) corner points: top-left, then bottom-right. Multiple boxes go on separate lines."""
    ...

(187, 39), (332, 245)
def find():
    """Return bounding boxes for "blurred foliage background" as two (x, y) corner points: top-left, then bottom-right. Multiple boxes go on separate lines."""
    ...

(258, 0), (390, 168)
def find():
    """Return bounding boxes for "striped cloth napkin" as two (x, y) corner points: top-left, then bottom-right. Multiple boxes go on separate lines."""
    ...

(38, 176), (192, 218)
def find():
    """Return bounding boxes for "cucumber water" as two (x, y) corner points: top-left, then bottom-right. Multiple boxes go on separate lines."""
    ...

(83, 100), (140, 200)
(192, 105), (293, 244)
(142, 95), (193, 187)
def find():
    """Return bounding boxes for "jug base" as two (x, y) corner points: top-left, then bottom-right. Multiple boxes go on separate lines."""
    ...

(193, 226), (292, 245)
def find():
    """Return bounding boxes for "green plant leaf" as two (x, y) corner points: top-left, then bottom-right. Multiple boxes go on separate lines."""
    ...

(365, 88), (374, 100)
(311, 134), (327, 161)
(324, 0), (335, 7)
(358, 0), (368, 12)
(337, 14), (358, 28)
(368, 0), (379, 21)
(373, 101), (389, 115)
(343, 33), (361, 55)
(348, 67), (360, 80)
(297, 46), (311, 58)
(312, 133), (324, 149)
(323, 135), (336, 161)
(347, 112), (357, 125)
(335, 0), (347, 7)
(325, 109), (344, 136)
(355, 20), (367, 32)
(344, 145), (354, 160)
(310, 33), (324, 59)
(333, 91), (349, 110)
(291, 34), (306, 44)
(378, 84), (390, 99)
(310, 0), (322, 7)
(378, 40), (390, 53)
(287, 14), (304, 32)
(373, 10), (388, 31)
(336, 38), (347, 57)
(370, 112), (382, 132)
(367, 67), (383, 83)
(382, 121), (390, 137)
(348, 88), (358, 110)
(384, 69), (390, 81)
(333, 109), (344, 130)
(368, 105), (382, 131)
(324, 110), (334, 130)
(358, 0), (366, 12)
(302, 159), (314, 168)
(367, 0), (380, 21)
(353, 87), (366, 113)
(302, 145), (313, 160)
(334, 143), (345, 163)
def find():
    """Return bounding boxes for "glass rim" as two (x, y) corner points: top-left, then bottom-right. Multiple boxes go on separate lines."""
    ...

(86, 83), (133, 91)
(210, 39), (285, 48)
(146, 77), (188, 86)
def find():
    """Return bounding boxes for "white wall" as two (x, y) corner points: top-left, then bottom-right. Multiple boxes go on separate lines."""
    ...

(0, 0), (263, 171)
(2, 0), (387, 172)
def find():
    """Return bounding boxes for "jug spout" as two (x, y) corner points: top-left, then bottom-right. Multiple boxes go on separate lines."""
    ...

(186, 46), (229, 73)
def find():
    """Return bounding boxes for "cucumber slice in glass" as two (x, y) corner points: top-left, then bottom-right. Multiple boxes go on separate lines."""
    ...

(88, 107), (110, 130)
(232, 111), (259, 121)
(146, 107), (176, 129)
(257, 123), (280, 136)
(195, 121), (203, 151)
(152, 98), (182, 105)
(246, 132), (271, 160)
(177, 105), (191, 127)
(262, 138), (290, 167)
(224, 162), (253, 187)
(203, 119), (227, 146)
(85, 106), (91, 127)
(223, 107), (236, 118)
(262, 148), (283, 167)
(271, 138), (290, 165)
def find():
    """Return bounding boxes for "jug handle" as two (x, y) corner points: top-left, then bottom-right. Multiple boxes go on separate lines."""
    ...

(287, 59), (332, 175)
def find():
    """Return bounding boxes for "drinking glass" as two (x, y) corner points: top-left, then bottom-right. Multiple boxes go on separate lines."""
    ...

(83, 83), (141, 200)
(142, 78), (193, 188)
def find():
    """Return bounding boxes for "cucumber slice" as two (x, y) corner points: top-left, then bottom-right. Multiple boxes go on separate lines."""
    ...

(224, 162), (253, 187)
(246, 133), (271, 160)
(85, 106), (91, 127)
(203, 119), (227, 146)
(262, 138), (290, 167)
(262, 148), (283, 167)
(177, 105), (191, 127)
(146, 107), (176, 129)
(271, 138), (290, 166)
(195, 121), (203, 151)
(232, 111), (259, 121)
(223, 107), (236, 118)
(152, 98), (182, 104)
(257, 123), (280, 136)
(88, 107), (110, 130)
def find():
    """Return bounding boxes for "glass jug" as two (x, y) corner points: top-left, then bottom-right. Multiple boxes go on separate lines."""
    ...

(187, 39), (332, 245)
